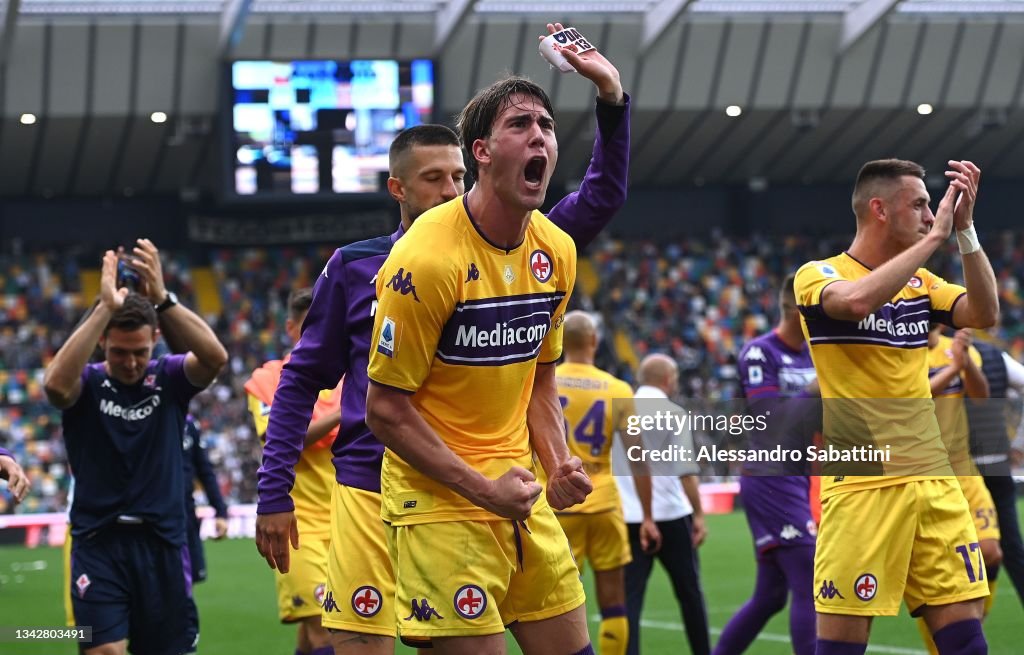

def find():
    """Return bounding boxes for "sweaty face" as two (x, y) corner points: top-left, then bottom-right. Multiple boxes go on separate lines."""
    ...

(884, 176), (934, 250)
(102, 326), (155, 385)
(393, 144), (466, 223)
(476, 92), (558, 212)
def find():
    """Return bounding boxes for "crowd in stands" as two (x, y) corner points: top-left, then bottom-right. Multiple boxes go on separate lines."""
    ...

(3, 231), (1024, 512)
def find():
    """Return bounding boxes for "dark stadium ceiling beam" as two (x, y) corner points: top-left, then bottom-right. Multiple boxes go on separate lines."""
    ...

(0, 0), (21, 67)
(640, 0), (694, 54)
(219, 0), (253, 60)
(434, 0), (478, 55)
(838, 0), (898, 54)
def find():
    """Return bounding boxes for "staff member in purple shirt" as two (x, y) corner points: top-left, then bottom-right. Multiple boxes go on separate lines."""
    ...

(0, 446), (30, 505)
(256, 21), (631, 655)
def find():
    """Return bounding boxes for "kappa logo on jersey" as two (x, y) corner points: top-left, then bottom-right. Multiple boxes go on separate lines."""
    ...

(466, 263), (480, 282)
(321, 590), (341, 613)
(907, 275), (923, 289)
(314, 583), (326, 606)
(377, 317), (396, 358)
(744, 347), (766, 362)
(781, 354), (793, 365)
(99, 395), (161, 421)
(815, 580), (845, 600)
(854, 573), (878, 601)
(386, 268), (420, 302)
(780, 524), (803, 540)
(453, 584), (487, 619)
(530, 250), (553, 283)
(437, 292), (565, 366)
(404, 598), (444, 621)
(351, 586), (383, 617)
(76, 573), (91, 598)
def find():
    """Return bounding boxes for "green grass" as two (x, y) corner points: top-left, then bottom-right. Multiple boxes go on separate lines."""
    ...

(1, 505), (1022, 654)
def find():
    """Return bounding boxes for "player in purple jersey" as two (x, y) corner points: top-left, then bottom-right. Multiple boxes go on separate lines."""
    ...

(256, 22), (630, 655)
(44, 241), (227, 655)
(714, 274), (819, 655)
(0, 446), (31, 504)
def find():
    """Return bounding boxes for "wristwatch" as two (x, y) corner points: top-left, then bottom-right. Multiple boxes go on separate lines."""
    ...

(155, 291), (178, 313)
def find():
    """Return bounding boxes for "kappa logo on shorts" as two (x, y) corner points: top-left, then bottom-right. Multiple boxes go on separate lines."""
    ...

(815, 580), (845, 600)
(405, 599), (444, 621)
(321, 591), (341, 613)
(351, 586), (383, 617)
(530, 250), (553, 283)
(854, 573), (878, 601)
(314, 583), (326, 606)
(292, 595), (306, 608)
(453, 584), (487, 619)
(75, 573), (91, 598)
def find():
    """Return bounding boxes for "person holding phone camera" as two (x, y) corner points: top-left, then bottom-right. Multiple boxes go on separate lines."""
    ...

(43, 239), (228, 655)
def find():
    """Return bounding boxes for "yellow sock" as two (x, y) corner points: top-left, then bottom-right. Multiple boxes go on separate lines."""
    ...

(984, 577), (997, 618)
(917, 616), (939, 655)
(599, 615), (628, 655)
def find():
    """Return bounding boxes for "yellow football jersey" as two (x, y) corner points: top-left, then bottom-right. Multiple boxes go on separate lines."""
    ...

(367, 195), (577, 526)
(928, 334), (983, 476)
(555, 362), (635, 514)
(795, 252), (966, 498)
(247, 387), (335, 536)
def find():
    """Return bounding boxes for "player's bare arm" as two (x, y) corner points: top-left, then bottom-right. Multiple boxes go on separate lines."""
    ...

(527, 363), (593, 510)
(130, 238), (228, 388)
(0, 453), (31, 504)
(43, 250), (124, 409)
(929, 364), (962, 397)
(617, 407), (661, 552)
(681, 475), (707, 547)
(255, 510), (299, 573)
(956, 331), (990, 401)
(304, 408), (341, 447)
(821, 183), (957, 322)
(538, 22), (623, 105)
(366, 382), (543, 520)
(947, 161), (999, 329)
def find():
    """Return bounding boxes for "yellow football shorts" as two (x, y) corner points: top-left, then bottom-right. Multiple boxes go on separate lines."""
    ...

(388, 504), (585, 639)
(320, 484), (396, 636)
(814, 478), (989, 617)
(957, 475), (1000, 543)
(274, 527), (330, 623)
(556, 509), (631, 573)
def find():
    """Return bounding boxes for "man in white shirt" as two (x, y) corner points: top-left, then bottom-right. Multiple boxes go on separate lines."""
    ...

(614, 354), (710, 655)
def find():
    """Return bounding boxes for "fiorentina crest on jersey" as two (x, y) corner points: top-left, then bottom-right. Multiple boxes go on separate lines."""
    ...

(530, 250), (553, 283)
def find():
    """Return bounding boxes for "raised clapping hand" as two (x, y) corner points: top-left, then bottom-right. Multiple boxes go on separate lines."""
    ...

(946, 160), (981, 231)
(100, 250), (130, 311)
(127, 238), (168, 304)
(539, 22), (623, 105)
(546, 456), (593, 511)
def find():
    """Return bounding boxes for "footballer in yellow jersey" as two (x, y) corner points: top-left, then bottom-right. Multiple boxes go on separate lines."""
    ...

(794, 159), (998, 652)
(247, 289), (339, 651)
(367, 76), (595, 652)
(555, 311), (653, 655)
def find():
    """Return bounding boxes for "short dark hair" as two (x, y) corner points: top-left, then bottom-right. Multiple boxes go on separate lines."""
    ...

(287, 287), (313, 321)
(389, 124), (460, 177)
(104, 293), (158, 335)
(852, 158), (926, 218)
(779, 273), (797, 311)
(456, 76), (554, 180)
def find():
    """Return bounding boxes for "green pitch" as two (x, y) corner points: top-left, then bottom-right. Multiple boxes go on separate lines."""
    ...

(1, 505), (1021, 654)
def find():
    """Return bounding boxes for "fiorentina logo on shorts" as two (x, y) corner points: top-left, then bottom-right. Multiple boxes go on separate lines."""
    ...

(907, 275), (923, 289)
(351, 586), (383, 617)
(854, 573), (878, 601)
(314, 583), (326, 606)
(806, 519), (818, 537)
(453, 584), (487, 619)
(530, 250), (553, 283)
(76, 573), (91, 598)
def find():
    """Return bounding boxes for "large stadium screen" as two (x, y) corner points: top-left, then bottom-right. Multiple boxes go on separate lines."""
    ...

(226, 59), (434, 198)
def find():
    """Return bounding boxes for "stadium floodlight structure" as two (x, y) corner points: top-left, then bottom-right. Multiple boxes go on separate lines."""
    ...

(0, 0), (21, 66)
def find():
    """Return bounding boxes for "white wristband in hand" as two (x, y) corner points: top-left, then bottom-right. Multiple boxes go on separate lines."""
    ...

(956, 224), (980, 255)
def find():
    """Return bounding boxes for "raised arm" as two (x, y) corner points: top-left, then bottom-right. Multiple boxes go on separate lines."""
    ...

(44, 251), (123, 409)
(128, 239), (227, 388)
(947, 161), (998, 329)
(0, 450), (30, 504)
